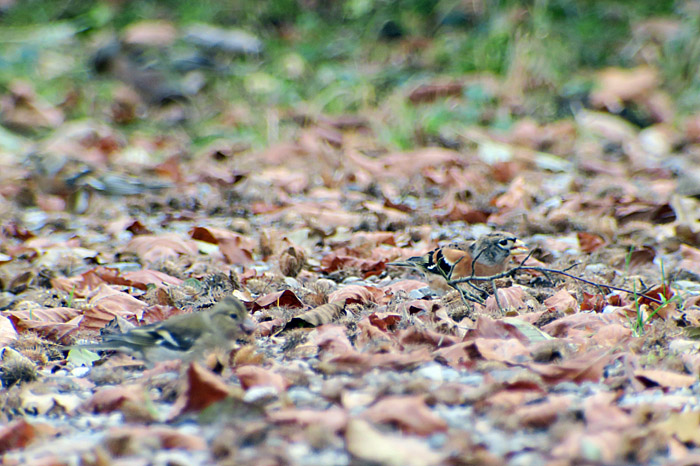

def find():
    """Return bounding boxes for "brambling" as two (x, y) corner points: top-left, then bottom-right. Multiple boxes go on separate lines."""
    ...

(72, 296), (256, 363)
(388, 232), (527, 300)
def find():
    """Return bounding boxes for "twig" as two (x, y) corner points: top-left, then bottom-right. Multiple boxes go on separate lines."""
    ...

(449, 263), (665, 305)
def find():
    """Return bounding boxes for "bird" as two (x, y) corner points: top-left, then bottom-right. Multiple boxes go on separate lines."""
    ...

(70, 296), (256, 363)
(387, 232), (527, 301)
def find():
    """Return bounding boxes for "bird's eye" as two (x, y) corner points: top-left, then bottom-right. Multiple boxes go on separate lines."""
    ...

(229, 313), (239, 320)
(498, 239), (510, 246)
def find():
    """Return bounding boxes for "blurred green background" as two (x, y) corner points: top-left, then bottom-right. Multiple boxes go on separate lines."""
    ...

(0, 0), (697, 150)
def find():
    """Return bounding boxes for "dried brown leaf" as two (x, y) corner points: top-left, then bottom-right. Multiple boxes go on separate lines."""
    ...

(634, 369), (696, 389)
(235, 365), (289, 393)
(363, 395), (448, 435)
(170, 363), (230, 417)
(283, 300), (345, 330)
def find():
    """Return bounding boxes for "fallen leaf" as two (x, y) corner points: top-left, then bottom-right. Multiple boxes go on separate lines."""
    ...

(544, 289), (578, 314)
(268, 407), (349, 433)
(577, 232), (607, 253)
(0, 419), (37, 454)
(170, 363), (230, 417)
(235, 365), (289, 393)
(283, 300), (345, 331)
(253, 290), (304, 311)
(634, 369), (696, 389)
(363, 395), (447, 435)
(345, 419), (446, 466)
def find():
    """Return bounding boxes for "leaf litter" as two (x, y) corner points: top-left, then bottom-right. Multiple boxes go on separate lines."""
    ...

(1, 7), (700, 466)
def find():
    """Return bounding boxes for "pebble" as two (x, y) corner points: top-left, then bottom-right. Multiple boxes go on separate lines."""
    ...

(287, 387), (316, 406)
(70, 366), (90, 377)
(243, 386), (279, 404)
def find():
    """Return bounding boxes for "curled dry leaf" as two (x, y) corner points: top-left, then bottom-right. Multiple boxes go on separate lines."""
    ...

(282, 300), (345, 331)
(345, 419), (446, 466)
(311, 325), (355, 355)
(235, 365), (290, 393)
(469, 315), (545, 345)
(320, 250), (386, 278)
(103, 426), (207, 455)
(125, 234), (199, 263)
(408, 81), (463, 104)
(634, 369), (696, 389)
(83, 384), (148, 414)
(170, 363), (230, 418)
(465, 338), (531, 364)
(514, 395), (571, 428)
(526, 349), (612, 385)
(0, 419), (38, 454)
(398, 326), (461, 349)
(253, 290), (304, 311)
(577, 232), (606, 253)
(544, 289), (578, 314)
(121, 270), (183, 290)
(217, 237), (255, 265)
(362, 395), (448, 436)
(268, 407), (349, 433)
(580, 292), (606, 312)
(7, 313), (80, 345)
(328, 285), (382, 306)
(368, 309), (403, 331)
(484, 286), (527, 313)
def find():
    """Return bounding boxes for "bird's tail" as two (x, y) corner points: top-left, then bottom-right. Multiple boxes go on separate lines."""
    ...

(387, 255), (430, 269)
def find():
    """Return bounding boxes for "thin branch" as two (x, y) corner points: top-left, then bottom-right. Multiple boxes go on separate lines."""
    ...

(449, 263), (665, 305)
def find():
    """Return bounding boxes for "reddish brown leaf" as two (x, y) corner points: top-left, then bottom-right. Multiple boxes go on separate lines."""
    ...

(345, 419), (446, 466)
(469, 315), (536, 345)
(328, 285), (382, 306)
(484, 286), (527, 313)
(398, 326), (460, 349)
(580, 292), (606, 312)
(170, 363), (230, 418)
(253, 290), (304, 311)
(320, 251), (386, 277)
(83, 384), (151, 419)
(634, 369), (696, 389)
(408, 81), (463, 104)
(218, 237), (255, 265)
(311, 325), (355, 355)
(368, 312), (402, 331)
(0, 419), (37, 454)
(139, 305), (184, 325)
(382, 280), (431, 296)
(125, 234), (198, 263)
(121, 270), (183, 289)
(104, 426), (206, 454)
(526, 350), (612, 384)
(363, 395), (448, 435)
(9, 318), (79, 344)
(268, 407), (348, 433)
(577, 232), (606, 253)
(466, 338), (531, 364)
(514, 395), (571, 428)
(235, 366), (289, 393)
(544, 289), (578, 314)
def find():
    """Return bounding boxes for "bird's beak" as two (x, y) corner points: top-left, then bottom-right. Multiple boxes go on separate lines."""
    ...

(241, 317), (257, 335)
(510, 239), (528, 255)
